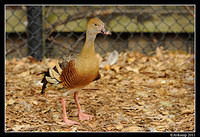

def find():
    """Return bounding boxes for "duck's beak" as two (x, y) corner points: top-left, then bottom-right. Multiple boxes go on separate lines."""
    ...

(99, 27), (111, 35)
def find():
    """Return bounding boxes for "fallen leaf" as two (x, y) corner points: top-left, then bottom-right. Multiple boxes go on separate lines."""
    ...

(127, 57), (136, 64)
(19, 70), (30, 77)
(121, 126), (141, 132)
(106, 126), (113, 131)
(125, 66), (140, 73)
(31, 100), (38, 105)
(70, 127), (77, 132)
(7, 99), (16, 105)
(140, 56), (148, 63)
(146, 79), (155, 84)
(159, 101), (173, 107)
(120, 80), (130, 85)
(116, 75), (124, 81)
(104, 64), (111, 71)
(135, 91), (149, 97)
(160, 110), (169, 115)
(156, 46), (164, 60)
(12, 125), (31, 131)
(111, 65), (121, 73)
(155, 62), (166, 71)
(42, 106), (51, 113)
(180, 109), (194, 115)
(115, 124), (123, 130)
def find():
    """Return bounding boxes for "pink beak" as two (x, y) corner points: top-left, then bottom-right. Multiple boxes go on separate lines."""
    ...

(99, 27), (111, 35)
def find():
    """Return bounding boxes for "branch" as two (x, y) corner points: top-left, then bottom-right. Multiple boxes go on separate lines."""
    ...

(72, 35), (85, 49)
(45, 9), (112, 37)
(46, 36), (77, 52)
(6, 41), (26, 56)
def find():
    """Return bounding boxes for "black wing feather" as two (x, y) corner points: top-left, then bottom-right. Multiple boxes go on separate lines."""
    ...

(41, 70), (50, 94)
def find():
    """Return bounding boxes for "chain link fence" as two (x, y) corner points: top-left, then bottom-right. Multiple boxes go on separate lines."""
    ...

(6, 5), (195, 60)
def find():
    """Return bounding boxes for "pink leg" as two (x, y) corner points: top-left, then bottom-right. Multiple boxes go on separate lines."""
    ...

(61, 97), (80, 126)
(74, 92), (94, 121)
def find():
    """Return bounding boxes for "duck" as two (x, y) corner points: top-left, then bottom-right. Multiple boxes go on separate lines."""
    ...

(41, 18), (111, 126)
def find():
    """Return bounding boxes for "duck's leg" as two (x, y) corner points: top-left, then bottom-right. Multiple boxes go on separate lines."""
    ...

(62, 97), (80, 125)
(74, 92), (94, 121)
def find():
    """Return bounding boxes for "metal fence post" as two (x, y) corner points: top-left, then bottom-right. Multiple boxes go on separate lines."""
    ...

(27, 6), (43, 61)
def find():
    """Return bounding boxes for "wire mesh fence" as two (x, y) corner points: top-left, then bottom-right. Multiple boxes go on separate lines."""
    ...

(5, 5), (195, 60)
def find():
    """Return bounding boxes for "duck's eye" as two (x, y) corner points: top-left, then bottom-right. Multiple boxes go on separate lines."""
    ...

(94, 24), (97, 26)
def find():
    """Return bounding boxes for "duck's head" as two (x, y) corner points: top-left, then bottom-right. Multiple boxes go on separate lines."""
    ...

(87, 18), (111, 36)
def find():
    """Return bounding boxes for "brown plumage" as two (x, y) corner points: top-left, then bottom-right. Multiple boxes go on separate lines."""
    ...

(41, 18), (111, 126)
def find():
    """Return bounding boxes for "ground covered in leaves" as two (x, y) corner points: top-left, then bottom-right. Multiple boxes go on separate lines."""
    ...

(5, 48), (195, 132)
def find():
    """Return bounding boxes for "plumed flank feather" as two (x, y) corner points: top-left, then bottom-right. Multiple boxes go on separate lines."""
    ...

(49, 68), (55, 79)
(46, 76), (59, 84)
(56, 60), (62, 74)
(49, 68), (61, 82)
(41, 54), (78, 94)
(41, 61), (63, 94)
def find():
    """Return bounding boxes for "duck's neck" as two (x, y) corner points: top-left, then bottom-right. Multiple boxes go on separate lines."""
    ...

(79, 32), (97, 58)
(75, 31), (99, 76)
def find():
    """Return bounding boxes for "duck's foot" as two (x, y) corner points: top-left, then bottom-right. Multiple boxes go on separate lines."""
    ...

(78, 112), (94, 121)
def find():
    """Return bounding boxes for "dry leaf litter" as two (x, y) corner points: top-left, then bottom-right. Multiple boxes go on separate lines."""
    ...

(5, 47), (195, 132)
